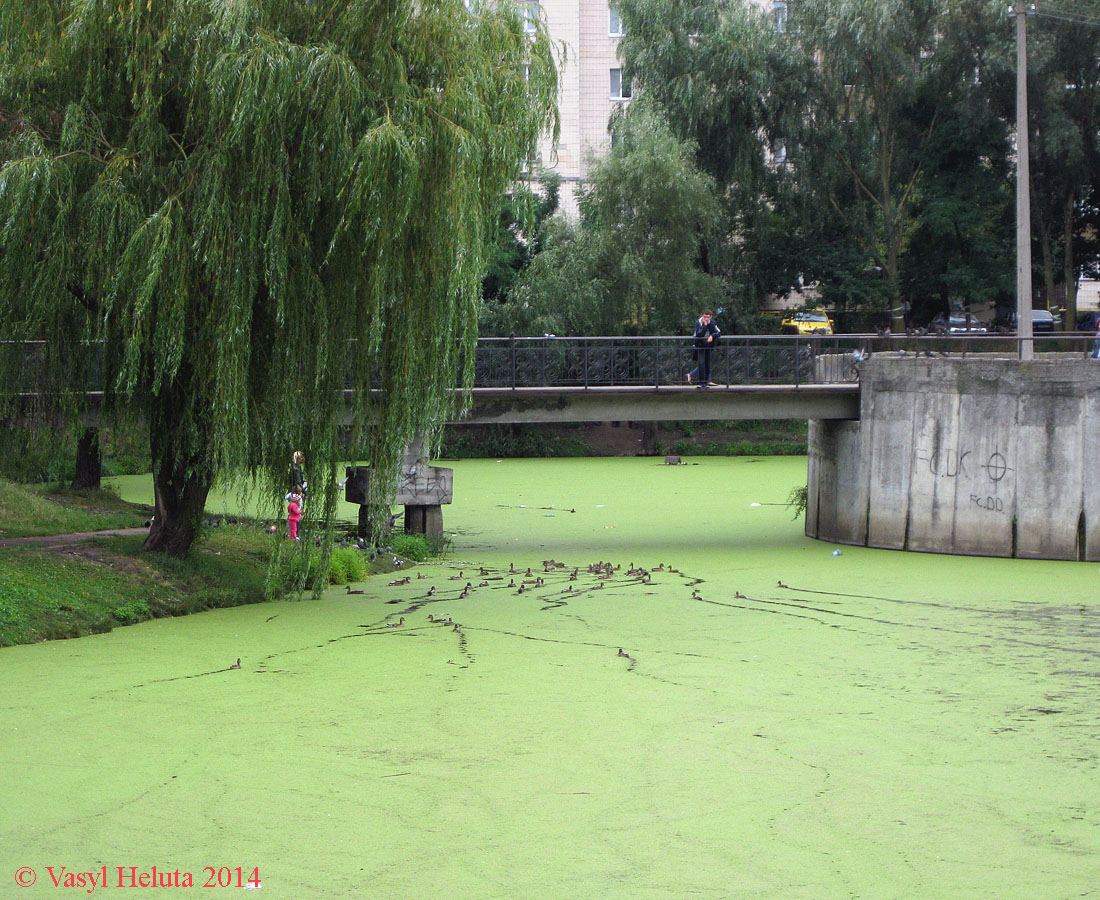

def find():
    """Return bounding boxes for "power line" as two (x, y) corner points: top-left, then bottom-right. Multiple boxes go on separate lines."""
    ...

(1030, 4), (1100, 27)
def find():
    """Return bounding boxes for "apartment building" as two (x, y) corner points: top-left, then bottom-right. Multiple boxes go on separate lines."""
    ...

(531, 0), (781, 217)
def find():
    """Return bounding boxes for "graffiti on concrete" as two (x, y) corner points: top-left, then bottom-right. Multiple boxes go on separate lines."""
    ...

(980, 451), (1011, 483)
(914, 447), (1014, 514)
(969, 494), (1005, 512)
(915, 448), (1013, 483)
(914, 448), (970, 478)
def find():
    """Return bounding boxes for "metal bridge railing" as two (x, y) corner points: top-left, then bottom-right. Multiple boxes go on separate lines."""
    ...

(465, 332), (1100, 388)
(7, 333), (1100, 396)
(467, 335), (869, 388)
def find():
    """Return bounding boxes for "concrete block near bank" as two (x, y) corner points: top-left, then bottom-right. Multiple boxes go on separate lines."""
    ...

(345, 436), (452, 538)
(809, 355), (1100, 560)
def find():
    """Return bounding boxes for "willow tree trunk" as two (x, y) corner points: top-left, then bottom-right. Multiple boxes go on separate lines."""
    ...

(143, 380), (214, 558)
(145, 449), (213, 557)
(71, 427), (102, 490)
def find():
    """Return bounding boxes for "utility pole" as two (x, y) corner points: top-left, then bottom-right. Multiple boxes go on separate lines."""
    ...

(1016, 1), (1034, 360)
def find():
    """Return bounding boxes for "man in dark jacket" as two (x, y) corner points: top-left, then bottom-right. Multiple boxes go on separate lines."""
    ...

(687, 310), (721, 387)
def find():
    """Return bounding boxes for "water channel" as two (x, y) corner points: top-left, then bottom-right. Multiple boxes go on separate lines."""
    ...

(2, 456), (1098, 899)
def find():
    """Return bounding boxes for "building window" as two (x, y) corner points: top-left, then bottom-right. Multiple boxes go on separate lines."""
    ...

(609, 5), (623, 37)
(774, 1), (788, 33)
(522, 1), (539, 33)
(610, 68), (632, 101)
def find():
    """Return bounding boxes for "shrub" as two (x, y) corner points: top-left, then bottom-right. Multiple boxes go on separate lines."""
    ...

(274, 552), (324, 593)
(787, 485), (808, 520)
(327, 552), (349, 585)
(437, 424), (589, 458)
(326, 548), (367, 585)
(112, 600), (150, 625)
(339, 548), (368, 582)
(391, 533), (431, 562)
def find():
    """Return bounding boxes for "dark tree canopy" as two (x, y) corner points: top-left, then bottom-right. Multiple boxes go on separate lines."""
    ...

(0, 0), (558, 556)
(615, 0), (1036, 321)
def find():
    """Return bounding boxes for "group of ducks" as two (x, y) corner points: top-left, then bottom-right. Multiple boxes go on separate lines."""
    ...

(362, 556), (700, 639)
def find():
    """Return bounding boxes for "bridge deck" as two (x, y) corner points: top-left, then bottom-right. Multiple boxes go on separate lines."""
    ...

(455, 384), (860, 423)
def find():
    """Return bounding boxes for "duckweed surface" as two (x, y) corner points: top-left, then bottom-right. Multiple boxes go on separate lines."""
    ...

(3, 457), (1099, 899)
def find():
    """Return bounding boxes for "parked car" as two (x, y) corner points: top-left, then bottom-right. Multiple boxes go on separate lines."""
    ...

(1031, 309), (1056, 332)
(780, 309), (834, 335)
(1076, 310), (1100, 331)
(993, 309), (1059, 333)
(947, 313), (988, 334)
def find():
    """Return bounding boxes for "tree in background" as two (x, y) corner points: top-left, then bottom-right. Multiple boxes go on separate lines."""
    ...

(977, 1), (1100, 324)
(897, 86), (1015, 324)
(786, 0), (992, 319)
(479, 171), (561, 328)
(499, 106), (726, 336)
(617, 0), (823, 313)
(616, 0), (1047, 323)
(0, 0), (557, 556)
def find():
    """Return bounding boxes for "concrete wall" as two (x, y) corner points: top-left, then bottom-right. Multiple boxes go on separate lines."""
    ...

(808, 356), (1100, 560)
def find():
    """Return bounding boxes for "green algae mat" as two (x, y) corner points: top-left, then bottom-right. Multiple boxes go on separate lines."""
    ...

(2, 457), (1098, 899)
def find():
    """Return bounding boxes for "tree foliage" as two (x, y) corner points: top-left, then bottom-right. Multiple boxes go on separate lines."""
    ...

(977, 0), (1100, 321)
(615, 0), (1057, 321)
(496, 107), (726, 336)
(480, 170), (561, 310)
(0, 0), (558, 556)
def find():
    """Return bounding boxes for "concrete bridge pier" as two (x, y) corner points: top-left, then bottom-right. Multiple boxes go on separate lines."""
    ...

(344, 434), (453, 540)
(808, 355), (1100, 561)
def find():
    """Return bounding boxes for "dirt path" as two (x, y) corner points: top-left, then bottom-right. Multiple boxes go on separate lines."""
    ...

(0, 527), (149, 549)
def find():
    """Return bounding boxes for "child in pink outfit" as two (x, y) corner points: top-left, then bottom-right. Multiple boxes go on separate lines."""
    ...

(286, 491), (303, 540)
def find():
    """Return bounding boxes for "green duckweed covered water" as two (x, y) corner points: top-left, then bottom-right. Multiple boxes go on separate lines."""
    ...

(3, 457), (1098, 899)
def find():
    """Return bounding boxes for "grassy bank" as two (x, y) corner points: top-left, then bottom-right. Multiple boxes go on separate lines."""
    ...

(0, 532), (271, 646)
(0, 479), (151, 538)
(0, 479), (431, 647)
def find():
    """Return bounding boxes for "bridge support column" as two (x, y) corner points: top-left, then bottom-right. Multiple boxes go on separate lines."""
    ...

(404, 504), (444, 537)
(345, 433), (453, 541)
(809, 355), (1100, 560)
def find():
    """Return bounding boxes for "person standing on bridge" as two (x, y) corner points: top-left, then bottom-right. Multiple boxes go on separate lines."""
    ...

(687, 309), (721, 388)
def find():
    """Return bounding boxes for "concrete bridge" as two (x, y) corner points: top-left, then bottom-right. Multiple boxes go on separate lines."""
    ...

(452, 334), (863, 422)
(447, 383), (860, 424)
(11, 334), (1100, 560)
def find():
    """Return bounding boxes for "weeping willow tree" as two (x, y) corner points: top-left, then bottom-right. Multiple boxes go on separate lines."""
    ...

(0, 0), (558, 557)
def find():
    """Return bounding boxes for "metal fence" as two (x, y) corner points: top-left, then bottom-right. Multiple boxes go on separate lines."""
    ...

(7, 333), (1100, 396)
(466, 333), (1100, 388)
(468, 335), (869, 387)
